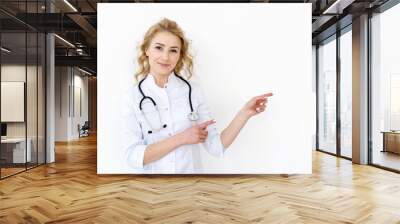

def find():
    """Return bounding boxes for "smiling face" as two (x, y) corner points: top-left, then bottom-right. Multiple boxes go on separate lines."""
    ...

(145, 31), (182, 77)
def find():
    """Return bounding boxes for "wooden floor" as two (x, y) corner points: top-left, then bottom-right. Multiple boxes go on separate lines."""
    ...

(0, 167), (26, 178)
(1, 134), (400, 223)
(373, 150), (400, 171)
(1, 162), (45, 178)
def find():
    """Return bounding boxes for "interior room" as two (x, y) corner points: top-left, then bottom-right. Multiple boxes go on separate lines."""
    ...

(0, 0), (399, 223)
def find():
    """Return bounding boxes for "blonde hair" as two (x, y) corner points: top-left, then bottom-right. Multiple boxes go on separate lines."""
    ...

(134, 18), (194, 81)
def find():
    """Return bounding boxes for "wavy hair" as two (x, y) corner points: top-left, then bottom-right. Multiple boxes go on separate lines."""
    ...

(134, 18), (194, 81)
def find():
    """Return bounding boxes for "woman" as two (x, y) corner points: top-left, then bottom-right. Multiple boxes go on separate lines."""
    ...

(123, 18), (272, 174)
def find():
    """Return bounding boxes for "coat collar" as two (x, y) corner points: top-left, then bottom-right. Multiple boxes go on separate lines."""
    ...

(144, 72), (184, 90)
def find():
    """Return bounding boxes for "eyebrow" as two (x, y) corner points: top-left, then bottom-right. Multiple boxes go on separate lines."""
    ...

(154, 42), (179, 49)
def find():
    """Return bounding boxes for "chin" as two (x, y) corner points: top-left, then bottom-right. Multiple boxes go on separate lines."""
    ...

(156, 69), (173, 76)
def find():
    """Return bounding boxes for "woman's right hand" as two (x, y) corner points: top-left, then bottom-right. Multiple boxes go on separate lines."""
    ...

(178, 120), (216, 145)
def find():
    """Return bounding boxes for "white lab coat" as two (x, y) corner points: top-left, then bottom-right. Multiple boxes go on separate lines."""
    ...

(122, 72), (225, 174)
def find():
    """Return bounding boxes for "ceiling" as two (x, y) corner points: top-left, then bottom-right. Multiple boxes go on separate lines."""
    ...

(0, 0), (393, 75)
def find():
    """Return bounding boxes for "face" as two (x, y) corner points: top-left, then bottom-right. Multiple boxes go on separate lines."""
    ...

(145, 31), (181, 77)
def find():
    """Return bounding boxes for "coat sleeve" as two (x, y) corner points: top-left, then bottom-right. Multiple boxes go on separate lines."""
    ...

(192, 82), (226, 157)
(121, 86), (149, 169)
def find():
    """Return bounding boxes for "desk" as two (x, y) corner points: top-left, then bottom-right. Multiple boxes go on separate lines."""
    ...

(381, 131), (400, 154)
(1, 138), (31, 163)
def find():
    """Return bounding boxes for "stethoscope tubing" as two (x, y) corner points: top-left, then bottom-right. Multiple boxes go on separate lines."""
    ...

(138, 72), (197, 134)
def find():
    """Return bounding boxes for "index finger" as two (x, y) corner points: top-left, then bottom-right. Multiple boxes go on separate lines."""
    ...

(198, 119), (216, 128)
(255, 92), (273, 100)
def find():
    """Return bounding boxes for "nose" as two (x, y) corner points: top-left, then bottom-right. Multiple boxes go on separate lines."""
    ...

(161, 50), (169, 61)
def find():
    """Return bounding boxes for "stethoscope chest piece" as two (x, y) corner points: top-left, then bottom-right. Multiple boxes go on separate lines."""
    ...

(188, 112), (199, 121)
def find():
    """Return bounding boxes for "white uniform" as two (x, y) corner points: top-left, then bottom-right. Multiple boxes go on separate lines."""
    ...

(122, 72), (225, 174)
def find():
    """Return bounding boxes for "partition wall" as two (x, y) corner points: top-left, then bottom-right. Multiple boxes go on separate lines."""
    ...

(0, 0), (46, 179)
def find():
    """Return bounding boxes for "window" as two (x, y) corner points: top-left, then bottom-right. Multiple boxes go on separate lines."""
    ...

(371, 3), (400, 171)
(340, 28), (352, 158)
(318, 36), (337, 155)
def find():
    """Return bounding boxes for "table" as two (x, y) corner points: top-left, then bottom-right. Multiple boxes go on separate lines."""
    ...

(381, 131), (400, 154)
(1, 138), (32, 163)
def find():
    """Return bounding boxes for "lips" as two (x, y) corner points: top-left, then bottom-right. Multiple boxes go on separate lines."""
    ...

(158, 63), (170, 68)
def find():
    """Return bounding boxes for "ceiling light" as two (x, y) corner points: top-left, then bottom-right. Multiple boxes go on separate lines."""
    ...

(1, 47), (11, 53)
(78, 67), (93, 76)
(54, 34), (75, 48)
(322, 0), (354, 14)
(63, 0), (78, 12)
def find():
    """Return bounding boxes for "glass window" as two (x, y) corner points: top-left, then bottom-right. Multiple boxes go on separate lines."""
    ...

(318, 36), (337, 155)
(0, 1), (46, 179)
(340, 28), (352, 158)
(27, 31), (38, 169)
(371, 3), (400, 171)
(38, 32), (45, 165)
(26, 0), (40, 169)
(1, 31), (28, 178)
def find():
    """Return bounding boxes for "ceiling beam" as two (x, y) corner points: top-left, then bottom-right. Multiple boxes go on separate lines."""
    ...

(55, 55), (96, 69)
(67, 13), (97, 46)
(322, 0), (356, 14)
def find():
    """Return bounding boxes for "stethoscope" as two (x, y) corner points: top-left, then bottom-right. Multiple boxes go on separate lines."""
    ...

(138, 72), (199, 134)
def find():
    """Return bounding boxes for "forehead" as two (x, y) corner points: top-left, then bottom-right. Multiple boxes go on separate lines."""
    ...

(151, 31), (181, 47)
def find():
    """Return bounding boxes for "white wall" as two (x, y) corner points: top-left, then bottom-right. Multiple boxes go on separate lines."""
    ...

(55, 66), (68, 141)
(55, 67), (89, 141)
(98, 3), (313, 174)
(1, 64), (46, 163)
(1, 65), (40, 138)
(72, 71), (89, 138)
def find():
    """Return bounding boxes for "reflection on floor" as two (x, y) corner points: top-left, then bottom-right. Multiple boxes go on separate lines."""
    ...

(341, 147), (352, 158)
(0, 163), (39, 178)
(373, 150), (400, 171)
(0, 167), (25, 178)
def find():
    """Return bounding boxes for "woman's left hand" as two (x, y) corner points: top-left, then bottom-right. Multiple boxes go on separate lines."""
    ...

(240, 93), (273, 118)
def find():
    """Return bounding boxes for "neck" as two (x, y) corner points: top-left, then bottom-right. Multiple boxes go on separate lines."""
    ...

(151, 72), (170, 88)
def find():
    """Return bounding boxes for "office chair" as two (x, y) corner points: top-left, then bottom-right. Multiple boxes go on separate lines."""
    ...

(79, 121), (90, 138)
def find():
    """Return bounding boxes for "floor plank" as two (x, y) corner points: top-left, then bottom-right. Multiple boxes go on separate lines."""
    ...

(1, 134), (400, 223)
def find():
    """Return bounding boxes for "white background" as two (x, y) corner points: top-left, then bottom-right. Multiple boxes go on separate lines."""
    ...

(1, 81), (24, 122)
(98, 3), (312, 174)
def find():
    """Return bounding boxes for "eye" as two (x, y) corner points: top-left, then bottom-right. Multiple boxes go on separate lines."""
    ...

(155, 46), (162, 50)
(170, 49), (178, 53)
